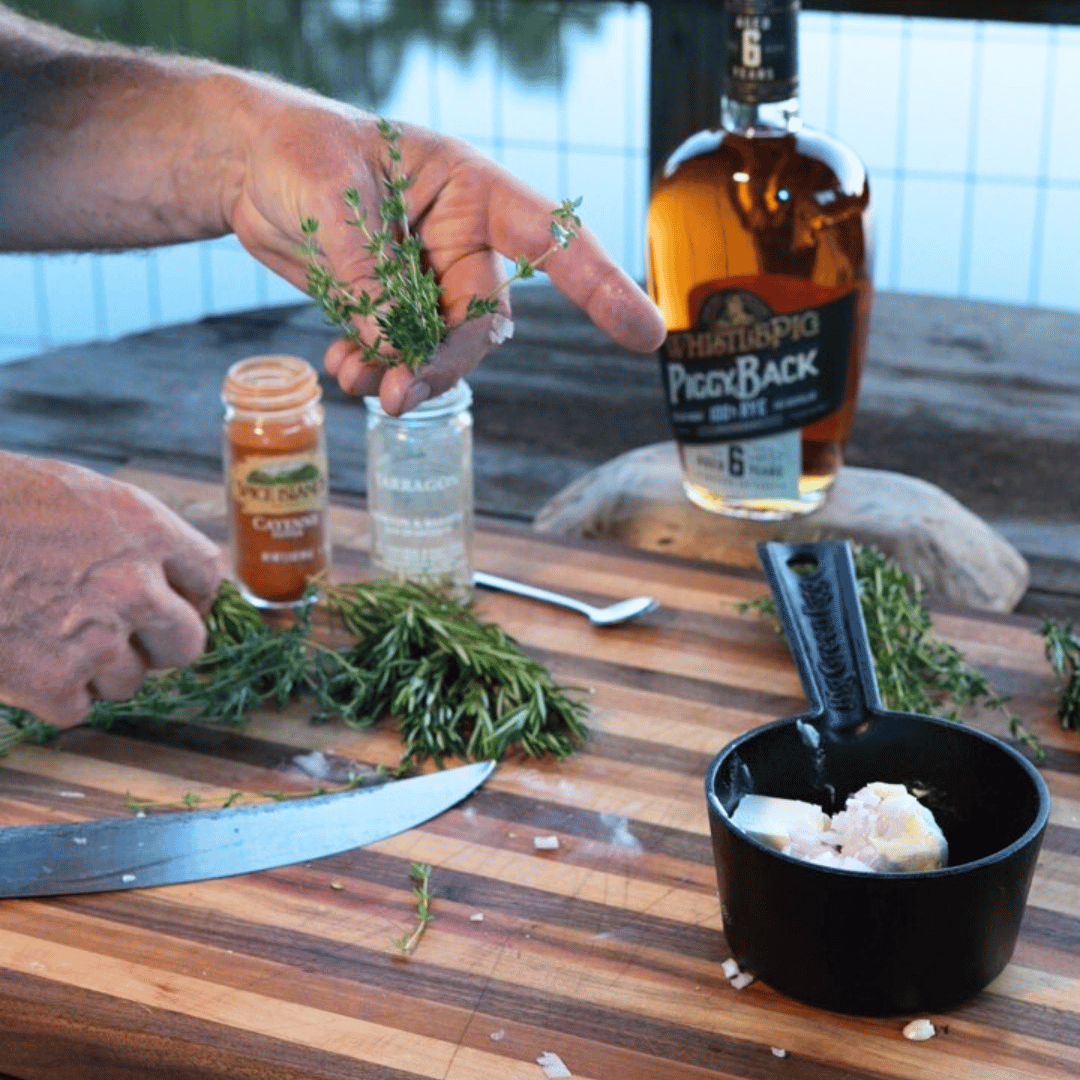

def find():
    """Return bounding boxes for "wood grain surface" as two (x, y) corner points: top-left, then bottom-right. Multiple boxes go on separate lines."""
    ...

(0, 470), (1077, 1080)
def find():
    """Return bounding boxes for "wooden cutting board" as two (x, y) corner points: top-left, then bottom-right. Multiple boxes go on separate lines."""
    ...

(1, 469), (1077, 1080)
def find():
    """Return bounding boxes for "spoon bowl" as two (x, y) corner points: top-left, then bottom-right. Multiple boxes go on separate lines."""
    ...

(583, 595), (660, 626)
(472, 571), (658, 626)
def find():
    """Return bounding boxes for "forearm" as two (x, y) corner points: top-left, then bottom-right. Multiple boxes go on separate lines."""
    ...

(0, 6), (273, 251)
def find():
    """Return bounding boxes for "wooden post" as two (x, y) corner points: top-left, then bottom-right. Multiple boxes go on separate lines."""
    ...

(648, 0), (727, 184)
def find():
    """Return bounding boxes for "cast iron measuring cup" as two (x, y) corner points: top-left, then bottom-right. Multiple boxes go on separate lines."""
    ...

(705, 541), (1050, 1015)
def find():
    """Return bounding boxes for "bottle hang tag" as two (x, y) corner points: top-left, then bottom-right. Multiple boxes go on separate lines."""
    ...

(726, 0), (799, 105)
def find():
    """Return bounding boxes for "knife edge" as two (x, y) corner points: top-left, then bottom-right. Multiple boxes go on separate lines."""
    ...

(0, 760), (495, 898)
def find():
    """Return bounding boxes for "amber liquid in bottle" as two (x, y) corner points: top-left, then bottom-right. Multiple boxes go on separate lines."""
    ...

(647, 1), (873, 519)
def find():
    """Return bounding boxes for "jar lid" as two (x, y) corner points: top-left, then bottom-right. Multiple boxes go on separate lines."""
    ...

(223, 355), (321, 412)
(364, 380), (472, 420)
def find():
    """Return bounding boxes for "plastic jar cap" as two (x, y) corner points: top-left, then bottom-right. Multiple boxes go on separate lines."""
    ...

(223, 355), (321, 412)
(364, 380), (472, 420)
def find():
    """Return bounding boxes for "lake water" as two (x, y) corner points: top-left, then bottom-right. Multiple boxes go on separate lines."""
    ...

(2, 1), (1078, 362)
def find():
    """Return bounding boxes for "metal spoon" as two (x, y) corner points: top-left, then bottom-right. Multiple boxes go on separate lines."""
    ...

(473, 570), (658, 627)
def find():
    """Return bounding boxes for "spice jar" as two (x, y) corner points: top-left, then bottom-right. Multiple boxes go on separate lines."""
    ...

(222, 355), (330, 608)
(365, 382), (473, 599)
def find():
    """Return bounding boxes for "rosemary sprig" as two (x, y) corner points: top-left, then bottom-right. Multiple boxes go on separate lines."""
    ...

(325, 579), (589, 767)
(740, 545), (1044, 761)
(301, 118), (582, 372)
(0, 578), (589, 769)
(393, 861), (433, 956)
(1040, 617), (1080, 730)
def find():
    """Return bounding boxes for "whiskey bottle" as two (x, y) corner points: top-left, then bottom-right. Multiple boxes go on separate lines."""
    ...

(646, 0), (873, 519)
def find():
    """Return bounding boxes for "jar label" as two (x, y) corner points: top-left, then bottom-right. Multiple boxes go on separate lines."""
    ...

(231, 452), (328, 515)
(658, 286), (856, 445)
(726, 0), (798, 105)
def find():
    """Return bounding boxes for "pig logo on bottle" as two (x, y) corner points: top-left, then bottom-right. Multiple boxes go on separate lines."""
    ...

(658, 286), (856, 444)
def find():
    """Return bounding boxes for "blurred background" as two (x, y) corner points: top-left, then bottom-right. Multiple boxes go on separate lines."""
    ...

(1, 0), (1077, 362)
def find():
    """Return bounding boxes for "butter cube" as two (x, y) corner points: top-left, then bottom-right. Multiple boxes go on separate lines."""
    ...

(730, 794), (830, 852)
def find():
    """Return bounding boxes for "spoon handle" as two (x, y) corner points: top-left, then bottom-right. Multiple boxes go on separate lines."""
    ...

(757, 541), (883, 733)
(472, 571), (595, 618)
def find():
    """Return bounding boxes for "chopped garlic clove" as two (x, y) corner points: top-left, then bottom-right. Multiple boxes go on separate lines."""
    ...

(732, 783), (947, 873)
(536, 1051), (572, 1078)
(533, 835), (560, 851)
(867, 790), (948, 871)
(488, 314), (515, 346)
(902, 1018), (936, 1041)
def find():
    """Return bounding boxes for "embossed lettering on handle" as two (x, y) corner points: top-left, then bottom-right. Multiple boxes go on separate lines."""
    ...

(757, 541), (883, 733)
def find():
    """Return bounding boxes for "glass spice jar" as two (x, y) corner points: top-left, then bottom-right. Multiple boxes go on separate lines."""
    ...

(222, 355), (330, 608)
(364, 382), (474, 600)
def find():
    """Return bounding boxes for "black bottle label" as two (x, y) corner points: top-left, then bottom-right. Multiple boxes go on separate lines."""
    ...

(726, 0), (799, 104)
(658, 287), (856, 445)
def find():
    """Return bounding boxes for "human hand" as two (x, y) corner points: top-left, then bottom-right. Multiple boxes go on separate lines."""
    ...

(225, 93), (666, 415)
(0, 454), (226, 729)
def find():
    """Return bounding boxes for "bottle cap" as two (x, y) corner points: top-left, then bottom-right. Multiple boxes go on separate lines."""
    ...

(223, 355), (321, 413)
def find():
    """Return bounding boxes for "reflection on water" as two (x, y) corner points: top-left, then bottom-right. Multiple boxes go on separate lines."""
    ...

(7, 0), (604, 106)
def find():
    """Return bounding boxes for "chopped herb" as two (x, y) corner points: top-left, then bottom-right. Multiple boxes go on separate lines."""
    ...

(1040, 617), (1080, 731)
(393, 861), (433, 956)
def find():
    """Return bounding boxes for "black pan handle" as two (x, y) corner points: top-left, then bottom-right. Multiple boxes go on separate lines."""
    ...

(757, 540), (883, 733)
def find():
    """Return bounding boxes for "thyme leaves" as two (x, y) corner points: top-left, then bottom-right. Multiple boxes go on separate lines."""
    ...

(393, 861), (433, 957)
(301, 119), (582, 372)
(1040, 617), (1080, 731)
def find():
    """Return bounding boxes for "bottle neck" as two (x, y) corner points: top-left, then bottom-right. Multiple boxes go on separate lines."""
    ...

(722, 96), (801, 137)
(722, 0), (801, 136)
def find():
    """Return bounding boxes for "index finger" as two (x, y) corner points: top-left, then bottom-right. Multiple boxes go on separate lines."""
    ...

(482, 168), (667, 353)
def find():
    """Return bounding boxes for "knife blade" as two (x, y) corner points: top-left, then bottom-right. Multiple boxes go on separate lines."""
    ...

(0, 760), (494, 898)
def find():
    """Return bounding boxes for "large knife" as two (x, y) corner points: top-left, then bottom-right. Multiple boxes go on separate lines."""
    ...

(0, 760), (494, 898)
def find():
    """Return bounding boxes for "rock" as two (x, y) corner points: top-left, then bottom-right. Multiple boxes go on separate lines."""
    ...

(533, 442), (1029, 613)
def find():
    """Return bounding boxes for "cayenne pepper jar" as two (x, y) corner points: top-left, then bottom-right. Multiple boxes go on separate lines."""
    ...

(222, 355), (330, 608)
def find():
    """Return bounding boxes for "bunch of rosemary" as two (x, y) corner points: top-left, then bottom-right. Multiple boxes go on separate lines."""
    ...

(0, 580), (588, 767)
(300, 118), (582, 372)
(740, 545), (1044, 760)
(1041, 617), (1080, 731)
(324, 580), (587, 764)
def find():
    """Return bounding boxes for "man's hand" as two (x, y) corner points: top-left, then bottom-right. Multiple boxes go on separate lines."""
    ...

(0, 9), (665, 413)
(0, 454), (226, 729)
(225, 101), (667, 415)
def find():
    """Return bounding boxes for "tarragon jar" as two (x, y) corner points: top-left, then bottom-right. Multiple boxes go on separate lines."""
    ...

(222, 355), (330, 608)
(365, 382), (473, 600)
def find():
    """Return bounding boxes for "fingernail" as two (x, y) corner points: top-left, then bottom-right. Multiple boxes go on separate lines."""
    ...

(401, 380), (432, 413)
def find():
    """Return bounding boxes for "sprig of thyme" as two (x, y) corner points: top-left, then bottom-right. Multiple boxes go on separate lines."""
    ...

(393, 861), (433, 956)
(739, 545), (1044, 761)
(301, 118), (582, 372)
(1040, 617), (1080, 730)
(0, 578), (589, 769)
